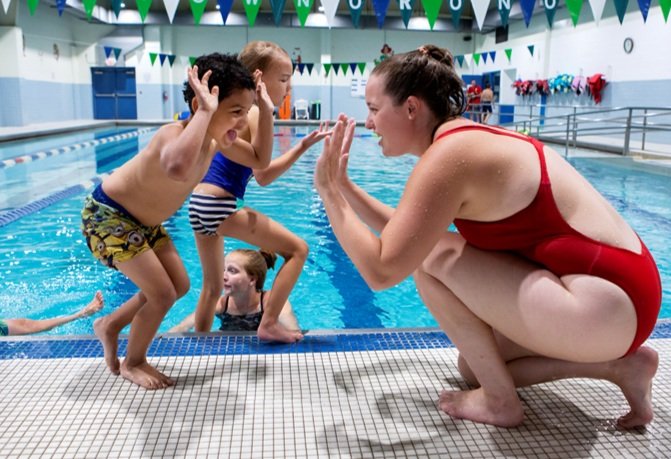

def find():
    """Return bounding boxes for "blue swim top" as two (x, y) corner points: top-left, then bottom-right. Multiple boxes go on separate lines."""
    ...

(201, 152), (254, 200)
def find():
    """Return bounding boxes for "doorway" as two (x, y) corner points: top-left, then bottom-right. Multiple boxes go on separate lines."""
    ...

(91, 67), (137, 120)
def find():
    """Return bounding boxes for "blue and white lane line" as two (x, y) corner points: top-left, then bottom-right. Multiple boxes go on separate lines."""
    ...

(0, 127), (156, 170)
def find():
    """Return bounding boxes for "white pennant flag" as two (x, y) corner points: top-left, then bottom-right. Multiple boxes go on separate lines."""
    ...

(320, 0), (339, 28)
(588, 0), (606, 24)
(470, 0), (490, 31)
(463, 53), (473, 69)
(1, 0), (12, 14)
(163, 0), (180, 23)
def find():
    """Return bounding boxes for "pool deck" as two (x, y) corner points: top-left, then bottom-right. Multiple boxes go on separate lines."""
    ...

(1, 327), (671, 458)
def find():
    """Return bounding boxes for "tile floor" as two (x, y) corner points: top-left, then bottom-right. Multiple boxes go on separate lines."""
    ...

(1, 328), (671, 458)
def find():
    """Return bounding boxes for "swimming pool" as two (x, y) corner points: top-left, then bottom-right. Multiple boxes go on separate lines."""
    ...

(0, 125), (669, 335)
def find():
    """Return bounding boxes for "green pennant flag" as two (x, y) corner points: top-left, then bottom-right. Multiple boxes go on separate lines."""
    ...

(82, 0), (96, 18)
(294, 0), (314, 27)
(421, 0), (441, 29)
(473, 53), (481, 65)
(149, 53), (158, 66)
(114, 48), (122, 59)
(242, 0), (262, 26)
(397, 0), (414, 28)
(505, 48), (512, 62)
(613, 0), (628, 23)
(498, 0), (512, 27)
(357, 62), (366, 75)
(340, 63), (348, 75)
(136, 0), (152, 22)
(189, 56), (197, 66)
(27, 0), (39, 15)
(565, 0), (583, 26)
(323, 63), (332, 76)
(527, 45), (535, 56)
(661, 0), (671, 22)
(456, 55), (464, 67)
(190, 0), (208, 24)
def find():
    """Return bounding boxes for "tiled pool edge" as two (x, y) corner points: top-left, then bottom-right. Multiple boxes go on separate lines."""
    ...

(2, 320), (671, 360)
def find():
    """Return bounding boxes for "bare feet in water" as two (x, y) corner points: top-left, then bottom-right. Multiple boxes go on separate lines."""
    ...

(120, 360), (175, 390)
(94, 317), (120, 375)
(257, 321), (303, 343)
(80, 291), (104, 318)
(439, 387), (524, 428)
(614, 346), (658, 429)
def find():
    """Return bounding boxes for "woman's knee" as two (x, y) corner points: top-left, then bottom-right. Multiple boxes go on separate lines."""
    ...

(147, 287), (178, 313)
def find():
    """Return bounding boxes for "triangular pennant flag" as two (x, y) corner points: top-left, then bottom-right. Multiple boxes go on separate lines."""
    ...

(470, 0), (490, 30)
(347, 0), (364, 27)
(661, 0), (671, 22)
(218, 0), (234, 22)
(104, 46), (113, 58)
(168, 55), (176, 67)
(473, 53), (481, 65)
(372, 0), (391, 28)
(489, 51), (496, 63)
(111, 0), (122, 17)
(527, 45), (535, 56)
(565, 0), (583, 25)
(543, 0), (557, 26)
(163, 0), (179, 23)
(136, 0), (152, 22)
(637, 0), (651, 21)
(56, 0), (66, 16)
(421, 0), (441, 29)
(519, 0), (536, 26)
(463, 54), (473, 68)
(190, 0), (208, 24)
(306, 63), (315, 75)
(269, 0), (285, 24)
(159, 53), (167, 66)
(340, 63), (349, 75)
(357, 62), (366, 74)
(298, 63), (305, 74)
(26, 0), (39, 15)
(324, 63), (332, 76)
(613, 0), (628, 23)
(294, 0), (314, 26)
(333, 64), (340, 75)
(456, 55), (465, 67)
(1, 0), (12, 14)
(505, 48), (513, 62)
(149, 53), (158, 65)
(292, 63), (298, 73)
(349, 63), (358, 74)
(82, 0), (96, 18)
(397, 0), (414, 28)
(448, 0), (464, 28)
(114, 48), (121, 59)
(482, 52), (488, 64)
(189, 56), (197, 66)
(587, 0), (605, 24)
(321, 0), (339, 27)
(498, 0), (512, 27)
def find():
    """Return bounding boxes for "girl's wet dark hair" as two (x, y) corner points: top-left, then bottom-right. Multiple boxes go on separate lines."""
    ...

(182, 52), (256, 115)
(234, 249), (278, 291)
(372, 44), (465, 129)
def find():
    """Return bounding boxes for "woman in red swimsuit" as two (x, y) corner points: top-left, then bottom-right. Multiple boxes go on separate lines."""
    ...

(314, 45), (661, 429)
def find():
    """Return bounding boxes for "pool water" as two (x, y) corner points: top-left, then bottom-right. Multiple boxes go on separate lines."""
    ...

(0, 126), (669, 336)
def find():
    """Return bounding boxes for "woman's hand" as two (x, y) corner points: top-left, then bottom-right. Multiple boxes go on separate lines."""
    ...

(188, 65), (219, 114)
(315, 115), (355, 193)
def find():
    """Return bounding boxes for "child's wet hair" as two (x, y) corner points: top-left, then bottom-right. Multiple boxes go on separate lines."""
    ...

(238, 41), (290, 73)
(233, 249), (278, 291)
(371, 44), (465, 124)
(182, 52), (256, 115)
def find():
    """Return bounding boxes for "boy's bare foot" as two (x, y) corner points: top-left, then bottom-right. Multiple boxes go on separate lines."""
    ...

(120, 361), (175, 390)
(439, 387), (524, 428)
(615, 346), (658, 428)
(257, 321), (303, 343)
(93, 317), (120, 375)
(80, 291), (104, 318)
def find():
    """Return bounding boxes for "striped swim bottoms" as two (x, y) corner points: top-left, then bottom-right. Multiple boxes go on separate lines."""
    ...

(188, 193), (244, 236)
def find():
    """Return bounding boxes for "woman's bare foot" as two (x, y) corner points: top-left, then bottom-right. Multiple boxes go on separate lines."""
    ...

(614, 346), (658, 428)
(257, 321), (303, 343)
(93, 317), (120, 375)
(80, 291), (104, 318)
(439, 387), (524, 427)
(120, 360), (175, 390)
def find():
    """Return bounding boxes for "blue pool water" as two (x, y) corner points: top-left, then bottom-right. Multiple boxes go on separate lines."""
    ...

(0, 126), (669, 336)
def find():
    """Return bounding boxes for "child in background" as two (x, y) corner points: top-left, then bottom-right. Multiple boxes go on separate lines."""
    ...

(189, 41), (330, 342)
(82, 53), (274, 389)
